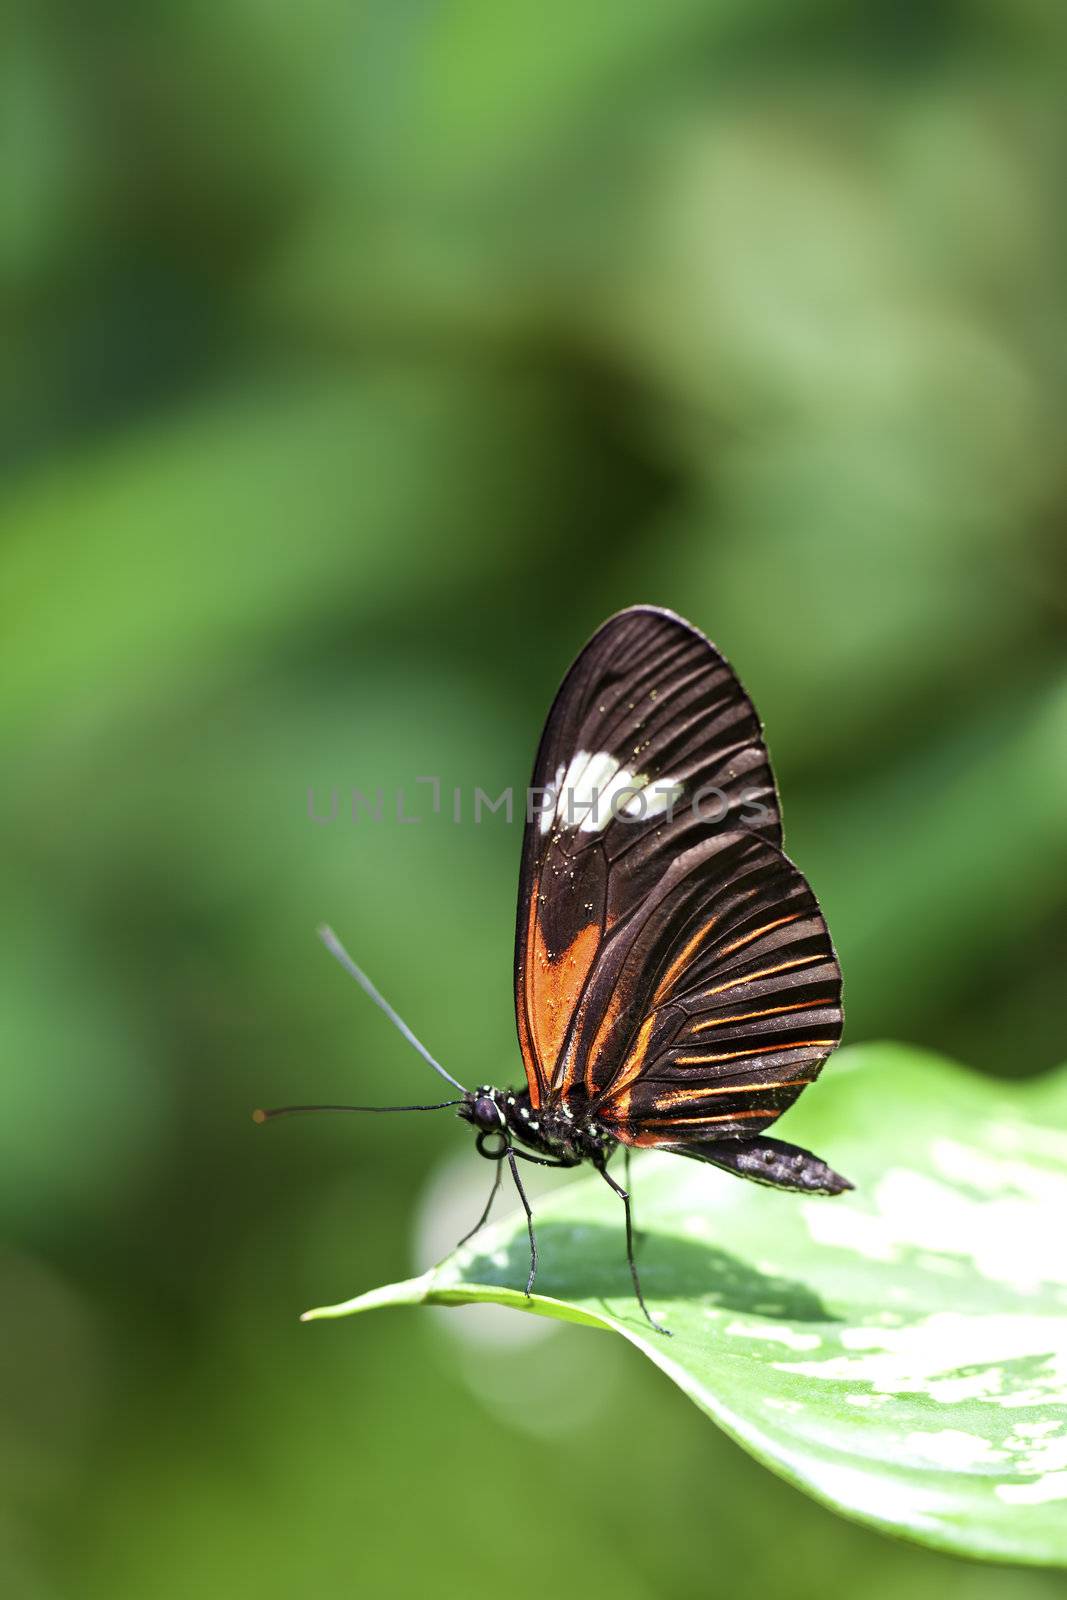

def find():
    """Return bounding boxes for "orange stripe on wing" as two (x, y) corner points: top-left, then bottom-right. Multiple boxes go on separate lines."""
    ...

(701, 955), (823, 999)
(650, 1078), (811, 1110)
(516, 891), (544, 1107)
(650, 914), (721, 1006)
(526, 911), (601, 1100)
(671, 1038), (837, 1066)
(620, 1106), (777, 1146)
(712, 912), (802, 960)
(583, 982), (628, 1084)
(599, 1013), (659, 1125)
(690, 1000), (826, 1033)
(649, 1107), (773, 1125)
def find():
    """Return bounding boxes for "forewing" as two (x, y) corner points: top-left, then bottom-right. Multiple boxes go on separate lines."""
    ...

(550, 829), (843, 1138)
(514, 607), (782, 1106)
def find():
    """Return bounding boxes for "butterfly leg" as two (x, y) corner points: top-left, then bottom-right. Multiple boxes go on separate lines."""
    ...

(497, 1148), (579, 1293)
(506, 1147), (539, 1296)
(622, 1147), (643, 1246)
(509, 1149), (580, 1169)
(597, 1162), (671, 1336)
(455, 1159), (503, 1250)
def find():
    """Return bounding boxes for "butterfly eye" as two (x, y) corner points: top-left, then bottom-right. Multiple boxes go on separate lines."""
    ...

(472, 1095), (501, 1131)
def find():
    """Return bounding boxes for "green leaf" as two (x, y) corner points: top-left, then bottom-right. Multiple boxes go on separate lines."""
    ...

(304, 1044), (1067, 1565)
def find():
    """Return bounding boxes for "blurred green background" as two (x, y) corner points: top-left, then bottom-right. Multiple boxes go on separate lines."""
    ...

(3, 3), (1066, 1596)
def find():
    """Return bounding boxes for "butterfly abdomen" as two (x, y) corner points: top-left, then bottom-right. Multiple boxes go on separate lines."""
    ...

(675, 1134), (853, 1194)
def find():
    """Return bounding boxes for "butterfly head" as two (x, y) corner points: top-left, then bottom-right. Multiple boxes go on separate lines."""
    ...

(458, 1086), (507, 1134)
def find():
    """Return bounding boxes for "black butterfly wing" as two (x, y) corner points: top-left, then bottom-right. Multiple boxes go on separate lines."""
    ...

(514, 607), (783, 1108)
(574, 829), (843, 1145)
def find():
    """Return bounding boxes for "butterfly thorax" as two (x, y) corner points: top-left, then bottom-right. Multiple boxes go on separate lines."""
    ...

(459, 1085), (615, 1166)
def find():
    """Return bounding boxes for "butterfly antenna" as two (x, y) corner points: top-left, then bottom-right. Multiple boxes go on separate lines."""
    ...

(253, 1100), (463, 1123)
(316, 923), (469, 1093)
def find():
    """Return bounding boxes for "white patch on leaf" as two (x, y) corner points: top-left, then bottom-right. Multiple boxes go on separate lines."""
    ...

(795, 1458), (944, 1533)
(987, 1120), (1067, 1166)
(775, 1312), (1067, 1416)
(995, 1471), (1067, 1506)
(932, 1137), (1067, 1210)
(903, 1429), (1007, 1470)
(725, 1319), (822, 1351)
(802, 1164), (1067, 1293)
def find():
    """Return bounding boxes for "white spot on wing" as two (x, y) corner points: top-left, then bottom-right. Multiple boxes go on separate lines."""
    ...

(594, 764), (646, 826)
(569, 750), (619, 813)
(547, 748), (684, 834)
(622, 778), (684, 819)
(539, 761), (567, 833)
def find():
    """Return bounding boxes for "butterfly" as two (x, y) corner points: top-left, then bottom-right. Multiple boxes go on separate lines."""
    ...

(256, 606), (850, 1333)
